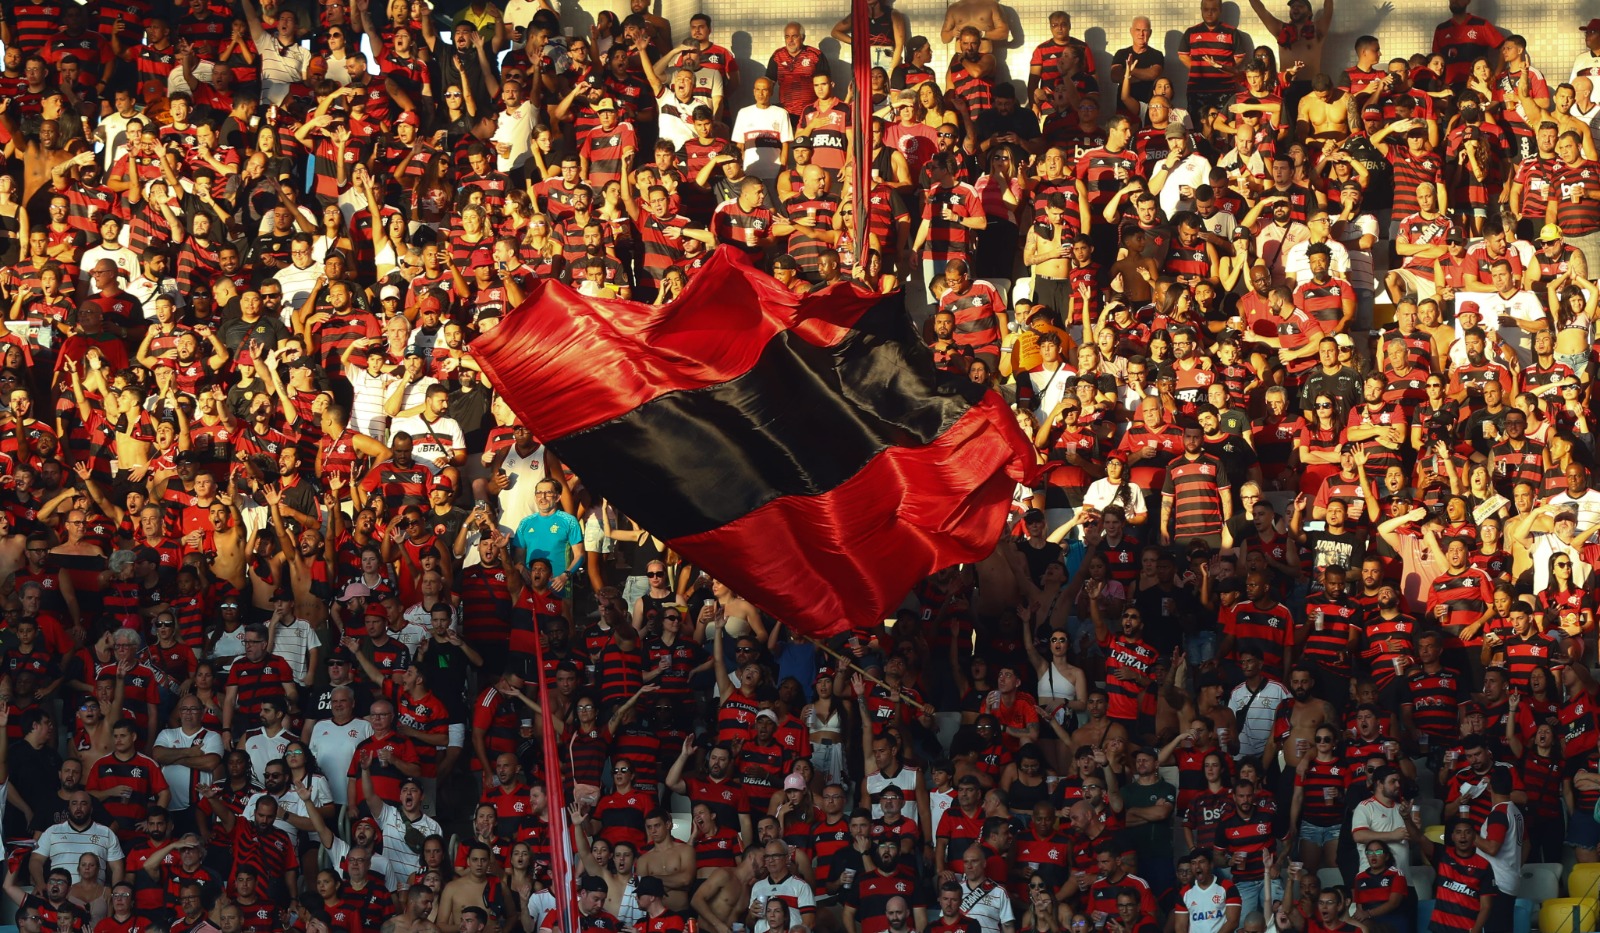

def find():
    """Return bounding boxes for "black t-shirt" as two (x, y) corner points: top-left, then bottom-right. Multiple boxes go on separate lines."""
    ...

(1019, 539), (1063, 584)
(1304, 529), (1368, 573)
(418, 637), (476, 719)
(8, 739), (64, 834)
(1112, 46), (1167, 102)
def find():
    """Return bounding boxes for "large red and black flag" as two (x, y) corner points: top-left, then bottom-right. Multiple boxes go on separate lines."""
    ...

(469, 249), (1037, 637)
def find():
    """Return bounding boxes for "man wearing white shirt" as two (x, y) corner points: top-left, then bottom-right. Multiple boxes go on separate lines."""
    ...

(731, 78), (793, 181)
(1549, 462), (1600, 541)
(391, 385), (467, 476)
(1283, 211), (1351, 285)
(243, 0), (311, 106)
(153, 698), (224, 830)
(492, 82), (538, 173)
(1150, 126), (1212, 218)
(307, 684), (372, 809)
(1468, 259), (1547, 366)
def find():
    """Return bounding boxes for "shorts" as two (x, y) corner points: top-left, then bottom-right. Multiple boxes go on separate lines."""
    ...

(1568, 810), (1600, 849)
(1390, 268), (1437, 302)
(1299, 822), (1340, 845)
(1558, 350), (1591, 378)
(448, 723), (466, 748)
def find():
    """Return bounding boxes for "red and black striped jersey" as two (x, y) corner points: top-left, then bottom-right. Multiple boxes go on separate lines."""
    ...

(1180, 22), (1244, 95)
(1403, 667), (1467, 741)
(1162, 453), (1229, 539)
(1429, 847), (1493, 931)
(1100, 633), (1157, 722)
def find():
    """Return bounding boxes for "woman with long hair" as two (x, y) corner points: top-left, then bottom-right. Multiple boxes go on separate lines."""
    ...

(188, 660), (226, 731)
(313, 203), (355, 263)
(1019, 876), (1076, 933)
(1288, 725), (1345, 875)
(1471, 516), (1512, 583)
(1514, 718), (1567, 865)
(506, 842), (542, 932)
(801, 671), (849, 788)
(1023, 614), (1088, 770)
(69, 853), (110, 926)
(1293, 396), (1346, 496)
(973, 145), (1023, 280)
(999, 743), (1054, 818)
(1350, 841), (1411, 933)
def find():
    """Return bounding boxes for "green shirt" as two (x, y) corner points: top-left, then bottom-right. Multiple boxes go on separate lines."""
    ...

(1119, 777), (1177, 859)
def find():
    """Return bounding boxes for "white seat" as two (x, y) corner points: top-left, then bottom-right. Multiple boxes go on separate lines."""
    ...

(1318, 868), (1345, 890)
(670, 812), (693, 843)
(1408, 865), (1436, 897)
(1515, 869), (1559, 903)
(1525, 862), (1566, 882)
(936, 712), (963, 752)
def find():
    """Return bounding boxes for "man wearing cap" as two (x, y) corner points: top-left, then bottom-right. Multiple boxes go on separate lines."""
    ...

(1150, 127), (1212, 218)
(578, 98), (637, 187)
(357, 758), (439, 889)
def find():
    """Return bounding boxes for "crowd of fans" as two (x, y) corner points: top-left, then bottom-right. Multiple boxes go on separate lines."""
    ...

(3, 0), (1600, 932)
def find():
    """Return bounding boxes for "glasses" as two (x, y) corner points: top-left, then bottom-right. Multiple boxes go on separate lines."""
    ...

(264, 772), (286, 779)
(1557, 562), (1572, 568)
(1049, 636), (1067, 644)
(937, 132), (956, 139)
(1315, 402), (1332, 409)
(156, 621), (174, 628)
(1315, 737), (1334, 744)
(444, 91), (462, 98)
(286, 749), (305, 756)
(646, 571), (665, 577)
(1426, 382), (1443, 388)
(613, 766), (631, 773)
(1339, 347), (1353, 353)
(242, 638), (265, 645)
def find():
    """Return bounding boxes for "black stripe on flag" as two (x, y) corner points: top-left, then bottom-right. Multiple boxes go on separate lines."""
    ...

(551, 294), (988, 538)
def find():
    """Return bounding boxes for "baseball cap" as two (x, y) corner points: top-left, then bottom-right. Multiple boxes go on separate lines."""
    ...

(1361, 105), (1382, 118)
(327, 648), (354, 666)
(593, 97), (617, 112)
(1164, 123), (1186, 139)
(1023, 508), (1045, 524)
(340, 581), (372, 602)
(404, 346), (426, 358)
(1539, 223), (1564, 242)
(1333, 333), (1354, 348)
(433, 474), (454, 491)
(793, 135), (814, 148)
(579, 876), (609, 894)
(380, 284), (401, 300)
(634, 876), (666, 898)
(756, 709), (778, 723)
(133, 546), (160, 565)
(396, 110), (420, 127)
(783, 773), (807, 791)
(272, 587), (293, 603)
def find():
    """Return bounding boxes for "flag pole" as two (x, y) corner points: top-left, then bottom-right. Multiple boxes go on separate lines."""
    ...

(848, 0), (872, 267)
(530, 644), (575, 932)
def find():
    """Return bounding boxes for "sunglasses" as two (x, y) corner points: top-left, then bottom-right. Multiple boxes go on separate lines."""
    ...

(1315, 402), (1332, 409)
(646, 570), (666, 577)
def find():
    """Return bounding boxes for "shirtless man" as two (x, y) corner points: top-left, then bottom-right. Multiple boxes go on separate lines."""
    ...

(940, 0), (1010, 54)
(0, 513), (29, 595)
(1249, 0), (1332, 78)
(262, 486), (332, 627)
(1263, 666), (1337, 771)
(971, 535), (1027, 620)
(572, 811), (641, 921)
(635, 810), (695, 912)
(1069, 690), (1131, 749)
(435, 845), (497, 933)
(690, 846), (761, 933)
(1415, 299), (1456, 372)
(1295, 75), (1353, 143)
(1109, 230), (1160, 304)
(51, 510), (107, 564)
(1023, 194), (1076, 320)
(203, 493), (250, 592)
(0, 98), (81, 213)
(380, 886), (437, 933)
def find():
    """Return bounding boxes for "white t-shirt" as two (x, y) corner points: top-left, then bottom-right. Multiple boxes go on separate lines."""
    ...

(730, 104), (793, 179)
(1283, 239), (1351, 285)
(309, 718), (373, 807)
(34, 820), (122, 882)
(79, 246), (140, 291)
(242, 725), (294, 786)
(154, 727), (224, 811)
(1156, 154), (1213, 217)
(375, 805), (442, 889)
(390, 414), (466, 473)
(1351, 796), (1412, 879)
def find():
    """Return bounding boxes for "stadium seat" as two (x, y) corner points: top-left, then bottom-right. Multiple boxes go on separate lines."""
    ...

(1416, 899), (1433, 931)
(1515, 868), (1558, 903)
(1526, 862), (1567, 883)
(1407, 865), (1435, 897)
(936, 712), (963, 751)
(1418, 798), (1443, 827)
(1570, 862), (1600, 899)
(1538, 897), (1598, 933)
(1317, 868), (1344, 890)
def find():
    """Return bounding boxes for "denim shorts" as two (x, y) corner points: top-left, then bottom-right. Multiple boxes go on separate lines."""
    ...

(1569, 811), (1600, 849)
(1299, 822), (1341, 845)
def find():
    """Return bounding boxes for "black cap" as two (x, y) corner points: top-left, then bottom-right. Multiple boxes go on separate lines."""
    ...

(793, 135), (814, 148)
(1023, 508), (1045, 524)
(1195, 672), (1224, 689)
(634, 876), (666, 897)
(272, 587), (293, 602)
(327, 648), (354, 666)
(579, 876), (609, 894)
(133, 546), (160, 565)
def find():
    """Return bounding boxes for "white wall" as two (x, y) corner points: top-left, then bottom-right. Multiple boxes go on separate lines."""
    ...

(556, 0), (1592, 111)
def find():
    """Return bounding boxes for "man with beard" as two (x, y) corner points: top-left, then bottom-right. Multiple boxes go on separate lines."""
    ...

(1265, 666), (1338, 783)
(30, 791), (124, 884)
(1296, 565), (1363, 703)
(845, 836), (923, 932)
(1160, 424), (1231, 549)
(1430, 0), (1505, 86)
(1088, 598), (1159, 732)
(666, 737), (751, 842)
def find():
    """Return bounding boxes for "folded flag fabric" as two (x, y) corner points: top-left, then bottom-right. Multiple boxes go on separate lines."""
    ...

(469, 248), (1039, 637)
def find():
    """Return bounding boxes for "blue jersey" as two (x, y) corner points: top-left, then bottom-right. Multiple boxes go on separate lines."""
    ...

(513, 510), (583, 574)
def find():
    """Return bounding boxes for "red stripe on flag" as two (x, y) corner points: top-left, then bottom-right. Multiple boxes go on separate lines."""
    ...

(850, 0), (872, 255)
(662, 393), (1034, 637)
(531, 637), (575, 930)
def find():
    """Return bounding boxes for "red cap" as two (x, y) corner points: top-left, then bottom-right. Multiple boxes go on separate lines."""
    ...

(1583, 18), (1600, 31)
(396, 110), (420, 127)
